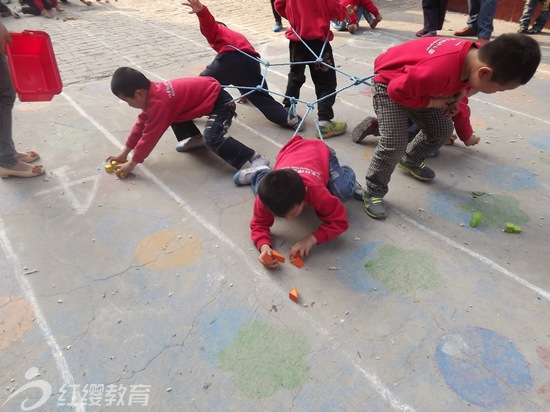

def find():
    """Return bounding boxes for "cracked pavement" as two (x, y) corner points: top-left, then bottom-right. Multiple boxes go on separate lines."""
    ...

(1, 0), (549, 410)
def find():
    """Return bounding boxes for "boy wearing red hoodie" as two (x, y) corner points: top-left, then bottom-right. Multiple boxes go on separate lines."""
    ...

(361, 34), (541, 220)
(178, 0), (301, 153)
(233, 135), (362, 268)
(274, 0), (351, 138)
(106, 67), (269, 178)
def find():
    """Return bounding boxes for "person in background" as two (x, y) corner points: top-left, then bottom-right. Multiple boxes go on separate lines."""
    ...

(518, 0), (550, 34)
(416, 0), (448, 37)
(454, 0), (498, 44)
(0, 22), (45, 178)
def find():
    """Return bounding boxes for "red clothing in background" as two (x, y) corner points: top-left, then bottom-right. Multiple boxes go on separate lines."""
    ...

(126, 77), (220, 164)
(275, 0), (349, 41)
(250, 135), (349, 250)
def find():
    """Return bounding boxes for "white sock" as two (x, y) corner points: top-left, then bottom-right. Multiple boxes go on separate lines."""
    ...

(319, 120), (330, 127)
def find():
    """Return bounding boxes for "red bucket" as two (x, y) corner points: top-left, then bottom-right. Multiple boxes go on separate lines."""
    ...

(5, 30), (63, 102)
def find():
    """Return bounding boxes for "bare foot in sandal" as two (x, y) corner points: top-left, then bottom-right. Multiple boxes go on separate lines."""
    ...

(17, 150), (40, 163)
(0, 161), (45, 178)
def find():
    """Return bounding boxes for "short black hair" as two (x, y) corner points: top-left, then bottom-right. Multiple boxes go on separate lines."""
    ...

(111, 67), (151, 98)
(257, 169), (306, 217)
(478, 34), (541, 85)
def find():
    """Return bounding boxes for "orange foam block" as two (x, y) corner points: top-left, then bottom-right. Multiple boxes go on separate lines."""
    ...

(271, 250), (286, 263)
(290, 254), (304, 269)
(289, 288), (299, 303)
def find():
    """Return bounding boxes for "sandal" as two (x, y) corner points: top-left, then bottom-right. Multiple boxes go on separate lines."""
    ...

(0, 163), (45, 178)
(17, 150), (40, 163)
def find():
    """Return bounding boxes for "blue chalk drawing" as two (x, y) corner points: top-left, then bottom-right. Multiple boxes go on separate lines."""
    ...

(435, 326), (532, 408)
(333, 242), (386, 293)
(427, 192), (470, 225)
(483, 165), (536, 191)
(528, 131), (550, 150)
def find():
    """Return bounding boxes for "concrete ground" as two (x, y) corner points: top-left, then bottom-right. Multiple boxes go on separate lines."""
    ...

(1, 0), (549, 410)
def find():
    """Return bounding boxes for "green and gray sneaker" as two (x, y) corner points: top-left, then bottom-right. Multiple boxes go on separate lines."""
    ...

(364, 196), (387, 219)
(397, 161), (435, 181)
(316, 121), (347, 138)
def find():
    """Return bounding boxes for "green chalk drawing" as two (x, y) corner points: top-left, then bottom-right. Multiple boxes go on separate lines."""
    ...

(540, 154), (550, 166)
(218, 320), (310, 398)
(365, 245), (443, 294)
(46, 125), (95, 150)
(463, 193), (529, 228)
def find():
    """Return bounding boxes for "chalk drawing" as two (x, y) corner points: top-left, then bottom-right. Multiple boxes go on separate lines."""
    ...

(365, 244), (444, 294)
(0, 297), (33, 350)
(35, 166), (100, 215)
(529, 131), (550, 150)
(540, 153), (550, 166)
(463, 193), (529, 228)
(135, 229), (202, 270)
(483, 165), (537, 191)
(435, 326), (532, 408)
(537, 346), (550, 370)
(218, 320), (310, 398)
(427, 192), (470, 226)
(537, 382), (550, 402)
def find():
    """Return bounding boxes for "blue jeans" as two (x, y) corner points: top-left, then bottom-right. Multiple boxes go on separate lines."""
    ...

(519, 0), (550, 30)
(466, 0), (498, 39)
(250, 147), (356, 202)
(0, 54), (17, 168)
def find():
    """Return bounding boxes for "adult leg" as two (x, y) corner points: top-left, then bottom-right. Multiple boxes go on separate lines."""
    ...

(423, 0), (440, 31)
(203, 89), (255, 170)
(476, 0), (498, 39)
(270, 0), (282, 26)
(437, 0), (448, 30)
(306, 40), (337, 122)
(531, 1), (550, 31)
(466, 0), (481, 33)
(364, 83), (410, 198)
(327, 147), (357, 202)
(519, 0), (537, 31)
(282, 41), (307, 110)
(0, 54), (17, 168)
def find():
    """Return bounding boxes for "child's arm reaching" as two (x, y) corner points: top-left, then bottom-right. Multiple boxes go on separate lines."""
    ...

(182, 0), (203, 14)
(290, 234), (317, 260)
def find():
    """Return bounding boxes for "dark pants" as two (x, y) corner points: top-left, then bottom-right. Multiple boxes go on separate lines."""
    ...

(171, 89), (255, 170)
(21, 0), (54, 16)
(422, 0), (448, 31)
(201, 52), (289, 127)
(283, 40), (337, 122)
(270, 0), (282, 24)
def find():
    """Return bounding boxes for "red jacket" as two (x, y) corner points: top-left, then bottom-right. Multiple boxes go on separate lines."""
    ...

(374, 37), (474, 108)
(250, 135), (349, 250)
(196, 6), (259, 57)
(275, 0), (349, 41)
(125, 77), (220, 164)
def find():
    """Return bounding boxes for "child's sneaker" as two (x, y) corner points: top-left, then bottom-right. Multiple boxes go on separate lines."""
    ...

(249, 153), (270, 167)
(370, 14), (382, 29)
(233, 165), (270, 186)
(272, 23), (282, 32)
(287, 114), (305, 132)
(364, 196), (387, 219)
(397, 161), (435, 181)
(175, 134), (206, 152)
(347, 24), (358, 34)
(316, 121), (347, 139)
(352, 116), (379, 143)
(12, 6), (22, 18)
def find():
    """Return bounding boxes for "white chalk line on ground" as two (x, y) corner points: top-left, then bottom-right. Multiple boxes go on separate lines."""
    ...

(61, 91), (415, 411)
(0, 218), (85, 412)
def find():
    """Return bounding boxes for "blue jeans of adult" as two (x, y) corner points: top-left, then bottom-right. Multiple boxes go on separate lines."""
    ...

(250, 147), (356, 202)
(519, 0), (550, 30)
(466, 0), (498, 39)
(170, 89), (255, 170)
(0, 53), (18, 168)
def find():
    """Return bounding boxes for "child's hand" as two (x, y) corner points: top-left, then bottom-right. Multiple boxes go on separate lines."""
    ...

(290, 234), (317, 260)
(113, 162), (135, 179)
(259, 245), (279, 269)
(106, 154), (128, 165)
(464, 134), (480, 146)
(182, 0), (203, 14)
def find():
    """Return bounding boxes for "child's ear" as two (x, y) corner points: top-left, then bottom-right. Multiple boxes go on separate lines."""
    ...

(477, 66), (494, 81)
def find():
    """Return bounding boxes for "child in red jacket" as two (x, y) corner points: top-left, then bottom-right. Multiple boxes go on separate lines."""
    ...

(106, 67), (269, 178)
(275, 0), (351, 138)
(233, 135), (361, 268)
(180, 0), (301, 152)
(361, 34), (540, 220)
(332, 0), (382, 33)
